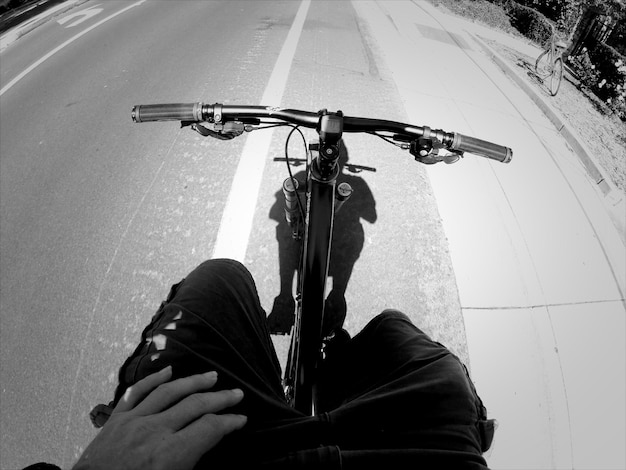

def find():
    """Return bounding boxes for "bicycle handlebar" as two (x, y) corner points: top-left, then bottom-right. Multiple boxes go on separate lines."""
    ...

(131, 102), (512, 163)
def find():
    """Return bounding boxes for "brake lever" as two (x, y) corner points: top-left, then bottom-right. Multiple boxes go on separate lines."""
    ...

(409, 138), (463, 164)
(183, 121), (245, 140)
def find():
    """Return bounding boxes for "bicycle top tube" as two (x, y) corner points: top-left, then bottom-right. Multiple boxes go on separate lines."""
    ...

(131, 102), (513, 163)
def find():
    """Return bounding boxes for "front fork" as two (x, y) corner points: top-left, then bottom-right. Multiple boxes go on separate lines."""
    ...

(282, 143), (353, 240)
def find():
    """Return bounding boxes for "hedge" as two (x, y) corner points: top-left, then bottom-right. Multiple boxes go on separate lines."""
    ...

(504, 1), (554, 46)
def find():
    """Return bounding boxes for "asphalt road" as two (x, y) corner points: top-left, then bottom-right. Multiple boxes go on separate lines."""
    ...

(1, 1), (465, 467)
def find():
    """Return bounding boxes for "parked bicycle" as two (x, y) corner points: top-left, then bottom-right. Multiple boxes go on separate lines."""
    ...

(131, 102), (513, 416)
(535, 24), (569, 96)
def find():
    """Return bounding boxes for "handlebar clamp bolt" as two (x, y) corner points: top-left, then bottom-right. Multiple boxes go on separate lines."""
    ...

(213, 103), (223, 124)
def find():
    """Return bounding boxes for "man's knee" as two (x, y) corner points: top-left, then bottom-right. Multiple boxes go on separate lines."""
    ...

(377, 309), (411, 323)
(196, 258), (247, 273)
(190, 258), (254, 286)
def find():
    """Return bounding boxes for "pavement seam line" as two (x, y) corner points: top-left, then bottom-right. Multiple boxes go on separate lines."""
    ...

(470, 37), (626, 203)
(410, 6), (626, 300)
(472, 33), (626, 246)
(0, 0), (146, 97)
(469, 35), (626, 302)
(408, 0), (552, 305)
(60, 133), (180, 467)
(464, 298), (625, 310)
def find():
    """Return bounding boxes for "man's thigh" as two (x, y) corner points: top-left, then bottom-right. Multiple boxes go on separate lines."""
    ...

(112, 259), (294, 422)
(319, 310), (495, 453)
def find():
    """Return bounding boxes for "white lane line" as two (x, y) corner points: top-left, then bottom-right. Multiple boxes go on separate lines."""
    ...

(0, 0), (146, 97)
(211, 0), (311, 262)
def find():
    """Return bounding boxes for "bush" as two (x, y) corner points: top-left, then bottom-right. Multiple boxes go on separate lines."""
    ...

(457, 0), (515, 31)
(568, 42), (626, 120)
(586, 40), (626, 119)
(568, 50), (601, 88)
(607, 20), (626, 56)
(512, 0), (563, 23)
(511, 0), (625, 33)
(504, 1), (553, 45)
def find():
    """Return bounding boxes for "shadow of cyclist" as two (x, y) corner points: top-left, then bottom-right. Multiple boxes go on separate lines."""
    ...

(267, 144), (377, 335)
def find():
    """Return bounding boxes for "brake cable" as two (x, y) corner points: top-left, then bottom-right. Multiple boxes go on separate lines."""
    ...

(284, 125), (308, 223)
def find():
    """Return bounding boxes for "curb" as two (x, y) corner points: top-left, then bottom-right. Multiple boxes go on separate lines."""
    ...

(471, 34), (625, 243)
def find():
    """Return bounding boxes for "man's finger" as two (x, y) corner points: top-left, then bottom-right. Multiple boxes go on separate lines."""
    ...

(170, 413), (248, 468)
(113, 366), (172, 414)
(158, 388), (245, 431)
(131, 371), (218, 416)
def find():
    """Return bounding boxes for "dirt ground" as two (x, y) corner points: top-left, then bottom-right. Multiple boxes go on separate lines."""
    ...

(483, 38), (626, 193)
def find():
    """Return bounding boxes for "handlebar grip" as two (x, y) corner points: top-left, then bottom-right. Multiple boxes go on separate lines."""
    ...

(131, 103), (204, 123)
(451, 133), (512, 163)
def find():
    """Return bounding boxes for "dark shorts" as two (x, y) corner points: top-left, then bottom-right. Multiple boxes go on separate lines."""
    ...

(108, 259), (495, 468)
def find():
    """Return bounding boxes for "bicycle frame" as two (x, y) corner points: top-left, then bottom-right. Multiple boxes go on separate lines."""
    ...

(535, 24), (565, 96)
(285, 114), (343, 416)
(287, 167), (337, 414)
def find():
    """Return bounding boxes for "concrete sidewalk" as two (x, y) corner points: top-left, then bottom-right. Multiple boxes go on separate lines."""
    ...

(376, 2), (625, 243)
(466, 27), (625, 244)
(354, 1), (625, 469)
(430, 3), (626, 282)
(417, 3), (626, 469)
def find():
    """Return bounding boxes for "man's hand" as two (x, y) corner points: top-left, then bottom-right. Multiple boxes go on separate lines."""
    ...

(73, 367), (247, 470)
